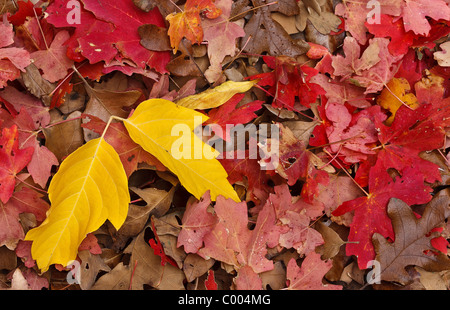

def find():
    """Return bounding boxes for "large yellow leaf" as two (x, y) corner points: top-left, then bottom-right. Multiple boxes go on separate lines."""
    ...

(175, 80), (257, 110)
(25, 138), (130, 272)
(123, 99), (239, 202)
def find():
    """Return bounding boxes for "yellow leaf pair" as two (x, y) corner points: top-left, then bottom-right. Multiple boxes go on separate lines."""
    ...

(25, 80), (255, 271)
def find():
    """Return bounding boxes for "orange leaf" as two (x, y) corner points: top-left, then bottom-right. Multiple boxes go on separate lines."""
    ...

(377, 77), (419, 124)
(166, 0), (222, 53)
(166, 10), (203, 53)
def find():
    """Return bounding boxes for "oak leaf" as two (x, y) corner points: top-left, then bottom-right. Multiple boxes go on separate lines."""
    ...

(373, 196), (450, 285)
(240, 2), (310, 58)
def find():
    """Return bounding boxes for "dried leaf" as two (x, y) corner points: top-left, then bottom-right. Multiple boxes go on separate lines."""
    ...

(373, 196), (450, 285)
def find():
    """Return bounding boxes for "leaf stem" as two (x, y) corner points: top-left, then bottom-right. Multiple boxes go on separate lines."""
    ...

(33, 6), (49, 50)
(383, 82), (413, 110)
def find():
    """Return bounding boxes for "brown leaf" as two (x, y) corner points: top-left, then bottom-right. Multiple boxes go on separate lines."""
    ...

(268, 0), (300, 16)
(241, 2), (309, 58)
(314, 221), (345, 260)
(0, 0), (17, 15)
(91, 262), (131, 290)
(124, 226), (185, 289)
(20, 64), (55, 107)
(296, 0), (341, 35)
(373, 196), (450, 285)
(84, 86), (142, 123)
(183, 253), (215, 283)
(42, 110), (84, 162)
(139, 24), (172, 52)
(78, 250), (111, 290)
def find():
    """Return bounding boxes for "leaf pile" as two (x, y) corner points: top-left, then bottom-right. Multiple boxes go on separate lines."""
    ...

(1, 0), (450, 291)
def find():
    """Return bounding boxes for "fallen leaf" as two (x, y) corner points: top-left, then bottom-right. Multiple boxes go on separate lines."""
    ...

(176, 80), (257, 110)
(124, 98), (239, 202)
(30, 30), (74, 83)
(373, 196), (450, 285)
(286, 252), (342, 290)
(177, 191), (217, 253)
(377, 77), (419, 124)
(0, 187), (49, 250)
(0, 22), (31, 88)
(166, 0), (222, 53)
(25, 137), (130, 272)
(0, 125), (34, 204)
(333, 162), (433, 269)
(240, 1), (310, 58)
(202, 0), (245, 83)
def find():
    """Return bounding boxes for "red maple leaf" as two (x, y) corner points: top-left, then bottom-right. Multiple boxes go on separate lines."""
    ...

(373, 78), (450, 185)
(366, 15), (450, 57)
(46, 0), (170, 74)
(177, 191), (217, 253)
(248, 55), (325, 109)
(286, 252), (342, 290)
(0, 125), (34, 204)
(331, 37), (402, 94)
(0, 23), (31, 88)
(219, 148), (275, 202)
(332, 162), (433, 269)
(400, 0), (450, 36)
(195, 194), (276, 273)
(7, 1), (43, 26)
(365, 14), (415, 56)
(204, 94), (263, 141)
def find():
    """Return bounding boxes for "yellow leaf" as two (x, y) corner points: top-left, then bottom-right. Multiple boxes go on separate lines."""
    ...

(175, 80), (257, 110)
(25, 138), (130, 272)
(123, 98), (239, 202)
(377, 78), (419, 125)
